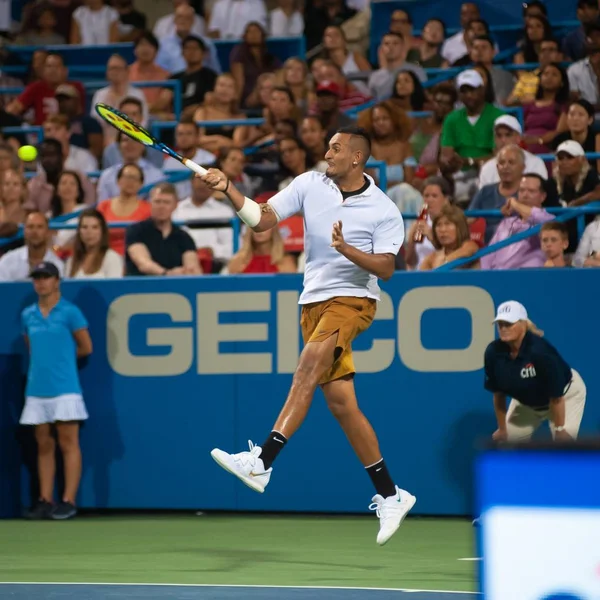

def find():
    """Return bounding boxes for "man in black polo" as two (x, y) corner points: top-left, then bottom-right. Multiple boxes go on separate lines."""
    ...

(125, 182), (202, 276)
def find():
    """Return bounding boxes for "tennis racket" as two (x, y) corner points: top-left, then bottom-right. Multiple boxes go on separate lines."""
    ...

(94, 102), (208, 175)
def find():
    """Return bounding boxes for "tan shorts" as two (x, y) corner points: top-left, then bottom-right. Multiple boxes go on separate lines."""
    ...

(300, 296), (376, 385)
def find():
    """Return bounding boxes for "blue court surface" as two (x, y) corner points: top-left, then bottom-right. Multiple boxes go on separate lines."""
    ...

(0, 584), (480, 600)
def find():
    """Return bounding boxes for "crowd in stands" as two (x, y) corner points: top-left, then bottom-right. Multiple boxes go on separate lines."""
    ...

(0, 0), (600, 280)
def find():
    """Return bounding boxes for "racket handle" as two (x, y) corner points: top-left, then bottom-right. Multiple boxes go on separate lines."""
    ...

(182, 158), (207, 176)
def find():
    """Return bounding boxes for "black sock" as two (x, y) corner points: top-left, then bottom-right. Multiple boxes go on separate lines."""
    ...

(260, 431), (287, 469)
(366, 459), (396, 498)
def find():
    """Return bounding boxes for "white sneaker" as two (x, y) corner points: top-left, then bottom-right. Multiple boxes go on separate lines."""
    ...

(369, 486), (416, 546)
(210, 441), (272, 493)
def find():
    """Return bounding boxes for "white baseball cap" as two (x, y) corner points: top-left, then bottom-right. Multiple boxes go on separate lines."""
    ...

(493, 301), (528, 324)
(556, 140), (585, 157)
(456, 69), (484, 89)
(494, 115), (523, 134)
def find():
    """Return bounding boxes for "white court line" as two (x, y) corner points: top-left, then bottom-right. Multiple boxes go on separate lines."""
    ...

(0, 582), (481, 595)
(457, 558), (482, 561)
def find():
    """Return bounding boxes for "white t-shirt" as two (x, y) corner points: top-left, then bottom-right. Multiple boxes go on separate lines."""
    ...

(153, 13), (206, 40)
(269, 8), (304, 37)
(65, 146), (98, 175)
(268, 172), (405, 304)
(478, 151), (548, 189)
(66, 249), (124, 279)
(172, 197), (235, 261)
(208, 0), (268, 39)
(73, 5), (119, 45)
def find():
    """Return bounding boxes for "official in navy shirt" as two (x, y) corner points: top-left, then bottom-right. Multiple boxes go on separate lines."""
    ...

(484, 300), (587, 442)
(20, 262), (93, 521)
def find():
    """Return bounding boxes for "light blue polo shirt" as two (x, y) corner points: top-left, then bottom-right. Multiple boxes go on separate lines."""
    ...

(21, 298), (88, 398)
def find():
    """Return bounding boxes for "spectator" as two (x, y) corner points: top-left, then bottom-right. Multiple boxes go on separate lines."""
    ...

(389, 9), (416, 57)
(314, 60), (371, 111)
(90, 54), (149, 146)
(514, 15), (553, 65)
(277, 58), (312, 114)
(156, 4), (221, 75)
(471, 144), (526, 242)
(473, 64), (497, 106)
(406, 18), (447, 69)
(246, 86), (299, 147)
(43, 114), (98, 174)
(113, 0), (147, 42)
(522, 62), (569, 154)
(573, 215), (600, 266)
(20, 0), (79, 42)
(208, 0), (267, 39)
(320, 25), (371, 87)
(193, 73), (247, 153)
(129, 32), (170, 108)
(245, 71), (276, 114)
(0, 143), (20, 183)
(278, 137), (327, 190)
(522, 0), (548, 19)
(230, 22), (281, 109)
(357, 100), (415, 187)
(227, 225), (296, 274)
(49, 170), (87, 250)
(5, 53), (85, 126)
(390, 70), (427, 112)
(567, 27), (600, 106)
(368, 32), (426, 101)
(440, 70), (504, 205)
(311, 81), (354, 138)
(554, 140), (600, 207)
(172, 174), (235, 267)
(452, 19), (495, 67)
(269, 0), (304, 37)
(26, 139), (96, 214)
(212, 147), (255, 201)
(540, 221), (570, 267)
(441, 2), (480, 64)
(0, 168), (27, 238)
(66, 208), (123, 278)
(416, 83), (458, 177)
(154, 35), (217, 119)
(126, 182), (201, 276)
(481, 174), (554, 270)
(56, 84), (104, 163)
(552, 99), (600, 169)
(563, 0), (600, 61)
(20, 260), (92, 521)
(98, 135), (164, 202)
(420, 204), (478, 270)
(479, 115), (548, 189)
(15, 4), (65, 46)
(97, 163), (151, 255)
(304, 0), (356, 52)
(507, 37), (561, 106)
(300, 115), (327, 165)
(153, 0), (206, 40)
(163, 119), (216, 199)
(0, 212), (64, 281)
(103, 98), (163, 170)
(470, 36), (515, 104)
(71, 0), (119, 45)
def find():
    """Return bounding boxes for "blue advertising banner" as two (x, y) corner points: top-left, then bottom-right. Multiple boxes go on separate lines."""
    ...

(0, 270), (598, 517)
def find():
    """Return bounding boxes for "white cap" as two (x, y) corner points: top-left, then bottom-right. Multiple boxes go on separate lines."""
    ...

(456, 69), (484, 89)
(556, 140), (585, 157)
(494, 114), (522, 134)
(493, 301), (528, 324)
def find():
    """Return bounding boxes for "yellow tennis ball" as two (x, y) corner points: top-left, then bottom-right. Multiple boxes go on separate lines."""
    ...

(18, 145), (38, 162)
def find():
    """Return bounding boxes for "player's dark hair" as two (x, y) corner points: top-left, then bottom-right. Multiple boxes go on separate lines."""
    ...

(337, 126), (372, 165)
(135, 30), (160, 50)
(182, 35), (206, 51)
(117, 162), (145, 184)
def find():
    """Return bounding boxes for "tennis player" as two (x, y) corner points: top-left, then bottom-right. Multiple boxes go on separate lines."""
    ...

(485, 301), (587, 442)
(202, 126), (415, 546)
(21, 262), (92, 520)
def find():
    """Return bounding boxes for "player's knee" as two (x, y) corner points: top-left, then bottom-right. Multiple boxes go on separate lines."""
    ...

(326, 396), (354, 420)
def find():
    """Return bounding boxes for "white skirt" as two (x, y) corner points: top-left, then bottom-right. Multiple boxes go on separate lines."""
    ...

(20, 394), (89, 426)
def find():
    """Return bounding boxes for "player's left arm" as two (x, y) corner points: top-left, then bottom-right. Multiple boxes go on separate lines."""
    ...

(331, 220), (397, 281)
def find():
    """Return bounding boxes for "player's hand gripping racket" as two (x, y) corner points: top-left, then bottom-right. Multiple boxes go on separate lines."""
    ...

(94, 102), (208, 175)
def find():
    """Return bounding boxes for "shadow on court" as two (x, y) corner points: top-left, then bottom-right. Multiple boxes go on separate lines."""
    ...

(0, 584), (480, 600)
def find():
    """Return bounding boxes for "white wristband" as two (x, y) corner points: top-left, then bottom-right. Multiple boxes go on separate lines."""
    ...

(236, 197), (262, 228)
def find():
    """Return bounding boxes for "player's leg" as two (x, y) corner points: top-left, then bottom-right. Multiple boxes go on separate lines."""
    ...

(53, 421), (81, 518)
(505, 399), (544, 441)
(548, 369), (587, 440)
(322, 374), (415, 545)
